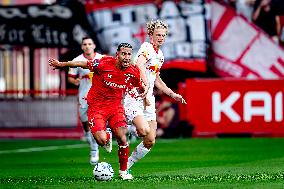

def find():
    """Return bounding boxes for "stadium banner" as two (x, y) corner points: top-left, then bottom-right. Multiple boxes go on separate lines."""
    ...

(185, 79), (284, 137)
(279, 15), (284, 47)
(0, 1), (95, 47)
(85, 0), (209, 72)
(0, 97), (83, 139)
(211, 1), (284, 79)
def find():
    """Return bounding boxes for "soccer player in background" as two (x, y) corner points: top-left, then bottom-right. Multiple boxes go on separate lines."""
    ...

(124, 20), (187, 171)
(68, 37), (104, 165)
(49, 43), (142, 180)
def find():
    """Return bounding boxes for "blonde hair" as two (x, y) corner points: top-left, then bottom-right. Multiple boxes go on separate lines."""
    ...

(146, 20), (169, 36)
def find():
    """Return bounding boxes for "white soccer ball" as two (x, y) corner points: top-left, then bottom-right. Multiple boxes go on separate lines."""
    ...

(93, 162), (114, 181)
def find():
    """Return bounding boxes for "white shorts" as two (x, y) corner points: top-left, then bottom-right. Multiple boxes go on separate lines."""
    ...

(79, 107), (88, 122)
(124, 95), (156, 123)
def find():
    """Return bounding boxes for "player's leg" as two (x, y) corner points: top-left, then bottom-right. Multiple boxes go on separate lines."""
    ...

(102, 127), (112, 153)
(83, 121), (100, 164)
(80, 108), (93, 143)
(128, 96), (156, 169)
(109, 107), (133, 180)
(127, 123), (138, 142)
(80, 107), (99, 164)
(128, 120), (157, 169)
(88, 108), (111, 152)
(132, 115), (150, 137)
(114, 126), (131, 179)
(124, 97), (150, 137)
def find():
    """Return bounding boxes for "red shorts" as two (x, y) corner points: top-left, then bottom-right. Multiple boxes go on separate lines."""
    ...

(88, 104), (127, 133)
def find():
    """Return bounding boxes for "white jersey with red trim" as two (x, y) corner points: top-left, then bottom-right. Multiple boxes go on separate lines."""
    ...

(133, 42), (164, 97)
(68, 53), (104, 108)
(123, 42), (164, 122)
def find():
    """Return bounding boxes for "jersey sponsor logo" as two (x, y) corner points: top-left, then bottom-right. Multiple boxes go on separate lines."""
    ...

(103, 80), (126, 89)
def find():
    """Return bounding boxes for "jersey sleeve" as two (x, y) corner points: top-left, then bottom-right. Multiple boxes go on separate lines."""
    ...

(95, 53), (105, 60)
(125, 65), (142, 89)
(68, 67), (78, 78)
(136, 42), (151, 62)
(68, 56), (81, 77)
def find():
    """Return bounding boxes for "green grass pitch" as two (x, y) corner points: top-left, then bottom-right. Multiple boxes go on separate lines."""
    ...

(0, 138), (284, 188)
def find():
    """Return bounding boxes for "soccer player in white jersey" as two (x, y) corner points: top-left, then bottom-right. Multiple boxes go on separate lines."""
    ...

(68, 37), (104, 165)
(124, 20), (187, 171)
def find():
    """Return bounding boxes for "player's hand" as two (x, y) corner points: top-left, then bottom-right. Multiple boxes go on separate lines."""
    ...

(260, 0), (270, 7)
(170, 93), (187, 104)
(140, 84), (149, 99)
(143, 98), (151, 110)
(74, 78), (81, 86)
(48, 58), (62, 69)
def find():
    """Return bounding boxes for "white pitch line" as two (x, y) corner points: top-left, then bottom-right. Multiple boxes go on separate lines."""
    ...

(0, 144), (86, 154)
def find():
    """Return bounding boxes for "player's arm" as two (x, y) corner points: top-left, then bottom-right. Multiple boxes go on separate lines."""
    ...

(252, 0), (268, 21)
(48, 58), (88, 69)
(68, 64), (80, 86)
(136, 55), (149, 98)
(154, 73), (187, 104)
(68, 75), (80, 86)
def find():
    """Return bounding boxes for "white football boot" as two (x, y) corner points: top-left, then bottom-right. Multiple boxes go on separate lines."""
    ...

(119, 170), (133, 180)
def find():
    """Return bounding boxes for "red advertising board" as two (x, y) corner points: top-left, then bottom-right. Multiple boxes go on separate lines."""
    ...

(185, 79), (284, 137)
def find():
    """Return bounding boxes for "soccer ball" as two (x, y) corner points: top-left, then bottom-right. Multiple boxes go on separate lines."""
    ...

(93, 162), (114, 181)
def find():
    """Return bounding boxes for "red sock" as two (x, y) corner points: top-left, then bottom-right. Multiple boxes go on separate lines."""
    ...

(118, 144), (129, 171)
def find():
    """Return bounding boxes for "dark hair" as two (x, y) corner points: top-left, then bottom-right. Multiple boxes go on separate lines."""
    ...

(117, 43), (132, 51)
(81, 36), (93, 43)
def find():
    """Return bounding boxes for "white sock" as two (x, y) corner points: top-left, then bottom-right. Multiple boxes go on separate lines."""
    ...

(128, 142), (150, 169)
(85, 131), (98, 151)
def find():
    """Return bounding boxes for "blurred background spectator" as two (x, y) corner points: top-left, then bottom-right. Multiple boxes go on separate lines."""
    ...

(278, 15), (284, 46)
(252, 0), (279, 42)
(156, 91), (178, 138)
(218, 0), (284, 44)
(155, 89), (193, 138)
(236, 0), (256, 21)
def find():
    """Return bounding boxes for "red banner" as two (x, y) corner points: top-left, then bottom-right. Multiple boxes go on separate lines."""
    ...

(185, 79), (284, 136)
(211, 1), (284, 79)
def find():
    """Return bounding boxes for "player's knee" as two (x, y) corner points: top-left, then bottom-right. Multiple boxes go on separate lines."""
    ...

(96, 138), (106, 146)
(144, 138), (155, 149)
(114, 127), (128, 145)
(136, 127), (148, 137)
(136, 123), (150, 137)
(116, 134), (127, 145)
(94, 132), (107, 146)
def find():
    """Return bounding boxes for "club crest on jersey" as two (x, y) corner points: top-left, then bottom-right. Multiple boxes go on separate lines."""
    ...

(93, 59), (100, 67)
(87, 59), (100, 70)
(147, 64), (159, 75)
